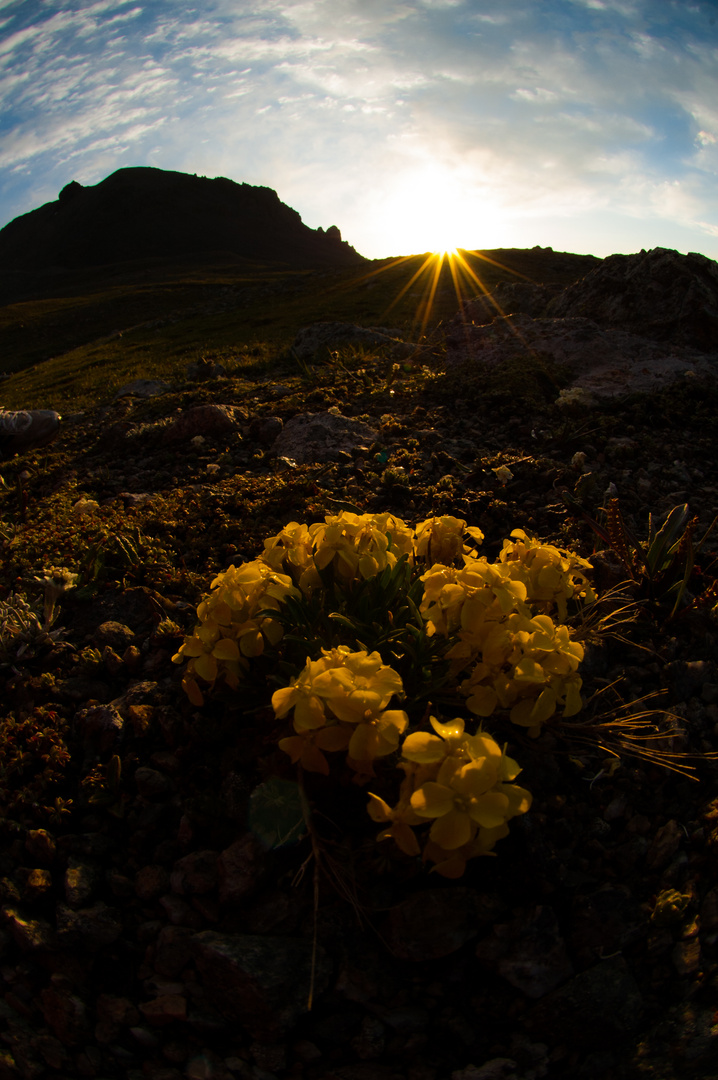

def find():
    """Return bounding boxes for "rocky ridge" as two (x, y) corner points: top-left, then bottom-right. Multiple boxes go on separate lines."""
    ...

(0, 168), (366, 302)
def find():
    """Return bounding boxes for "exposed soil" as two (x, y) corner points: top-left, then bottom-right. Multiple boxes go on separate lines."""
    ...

(1, 340), (718, 1080)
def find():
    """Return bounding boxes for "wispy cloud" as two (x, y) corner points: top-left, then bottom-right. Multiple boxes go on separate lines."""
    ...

(0, 0), (716, 258)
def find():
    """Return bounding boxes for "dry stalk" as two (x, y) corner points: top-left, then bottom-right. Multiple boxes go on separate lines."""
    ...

(556, 684), (718, 780)
(292, 769), (372, 1010)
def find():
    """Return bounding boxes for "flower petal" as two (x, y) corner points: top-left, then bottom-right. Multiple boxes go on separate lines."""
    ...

(182, 676), (204, 707)
(272, 686), (297, 719)
(429, 808), (473, 850)
(410, 781), (454, 819)
(402, 732), (446, 763)
(466, 685), (498, 717)
(366, 793), (393, 823)
(391, 822), (421, 856)
(468, 791), (510, 829)
(348, 723), (381, 761)
(193, 653), (218, 683)
(429, 716), (465, 739)
(316, 725), (351, 752)
(293, 695), (328, 731)
(300, 745), (330, 775)
(278, 735), (303, 763)
(213, 637), (240, 661)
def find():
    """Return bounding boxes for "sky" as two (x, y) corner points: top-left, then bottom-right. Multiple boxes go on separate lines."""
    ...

(0, 0), (717, 261)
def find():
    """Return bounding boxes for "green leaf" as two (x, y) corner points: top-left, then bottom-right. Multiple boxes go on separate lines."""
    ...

(645, 504), (690, 578)
(329, 612), (364, 635)
(248, 778), (308, 850)
(669, 541), (694, 619)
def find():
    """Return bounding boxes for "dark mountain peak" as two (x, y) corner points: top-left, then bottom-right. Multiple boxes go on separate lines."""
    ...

(0, 167), (367, 295)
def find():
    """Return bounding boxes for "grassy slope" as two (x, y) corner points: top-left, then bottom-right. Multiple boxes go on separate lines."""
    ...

(0, 248), (598, 413)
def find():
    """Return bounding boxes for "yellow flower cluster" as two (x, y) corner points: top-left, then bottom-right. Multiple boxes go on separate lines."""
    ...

(261, 512), (482, 591)
(421, 534), (591, 736)
(261, 513), (412, 592)
(272, 647), (409, 775)
(498, 529), (596, 621)
(172, 560), (300, 705)
(368, 716), (531, 877)
(173, 512), (596, 876)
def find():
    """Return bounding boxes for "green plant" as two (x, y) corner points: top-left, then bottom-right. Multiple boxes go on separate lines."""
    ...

(0, 706), (72, 826)
(650, 887), (692, 926)
(0, 592), (66, 665)
(563, 495), (718, 618)
(32, 566), (78, 624)
(174, 511), (598, 876)
(80, 754), (125, 816)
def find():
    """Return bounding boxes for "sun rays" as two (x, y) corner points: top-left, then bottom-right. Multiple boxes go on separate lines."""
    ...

(303, 225), (541, 355)
(361, 246), (526, 338)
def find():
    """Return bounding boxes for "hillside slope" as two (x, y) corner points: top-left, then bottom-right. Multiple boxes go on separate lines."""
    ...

(0, 167), (366, 301)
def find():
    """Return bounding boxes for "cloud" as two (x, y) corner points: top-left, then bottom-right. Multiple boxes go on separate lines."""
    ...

(0, 0), (715, 259)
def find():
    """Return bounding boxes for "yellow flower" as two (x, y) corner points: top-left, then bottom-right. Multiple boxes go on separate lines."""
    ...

(272, 648), (405, 765)
(409, 741), (531, 851)
(309, 512), (409, 584)
(261, 521), (314, 578)
(423, 823), (511, 877)
(346, 708), (408, 762)
(455, 608), (585, 733)
(402, 715), (479, 765)
(173, 622), (240, 683)
(420, 558), (528, 644)
(272, 656), (330, 731)
(366, 788), (422, 856)
(310, 515), (363, 581)
(210, 560), (298, 617)
(315, 653), (403, 724)
(414, 516), (484, 567)
(371, 512), (415, 560)
(419, 567), (467, 636)
(500, 530), (595, 620)
(278, 724), (351, 775)
(175, 559), (301, 699)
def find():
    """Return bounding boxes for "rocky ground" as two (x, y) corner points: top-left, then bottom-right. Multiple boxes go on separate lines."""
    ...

(1, 248), (718, 1080)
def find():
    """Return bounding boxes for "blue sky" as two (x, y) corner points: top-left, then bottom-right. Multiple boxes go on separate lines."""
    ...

(0, 0), (716, 260)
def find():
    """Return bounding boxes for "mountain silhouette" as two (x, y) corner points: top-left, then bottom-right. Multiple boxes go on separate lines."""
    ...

(0, 167), (367, 296)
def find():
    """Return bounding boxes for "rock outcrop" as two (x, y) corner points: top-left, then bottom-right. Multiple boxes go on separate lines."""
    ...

(446, 248), (718, 397)
(546, 247), (718, 352)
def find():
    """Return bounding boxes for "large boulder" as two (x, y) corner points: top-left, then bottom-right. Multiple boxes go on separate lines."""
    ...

(444, 248), (718, 397)
(272, 411), (378, 463)
(546, 247), (718, 352)
(191, 931), (332, 1039)
(445, 312), (717, 398)
(454, 248), (718, 352)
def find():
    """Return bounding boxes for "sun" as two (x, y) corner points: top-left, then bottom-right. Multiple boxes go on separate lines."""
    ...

(373, 161), (505, 257)
(317, 156), (518, 337)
